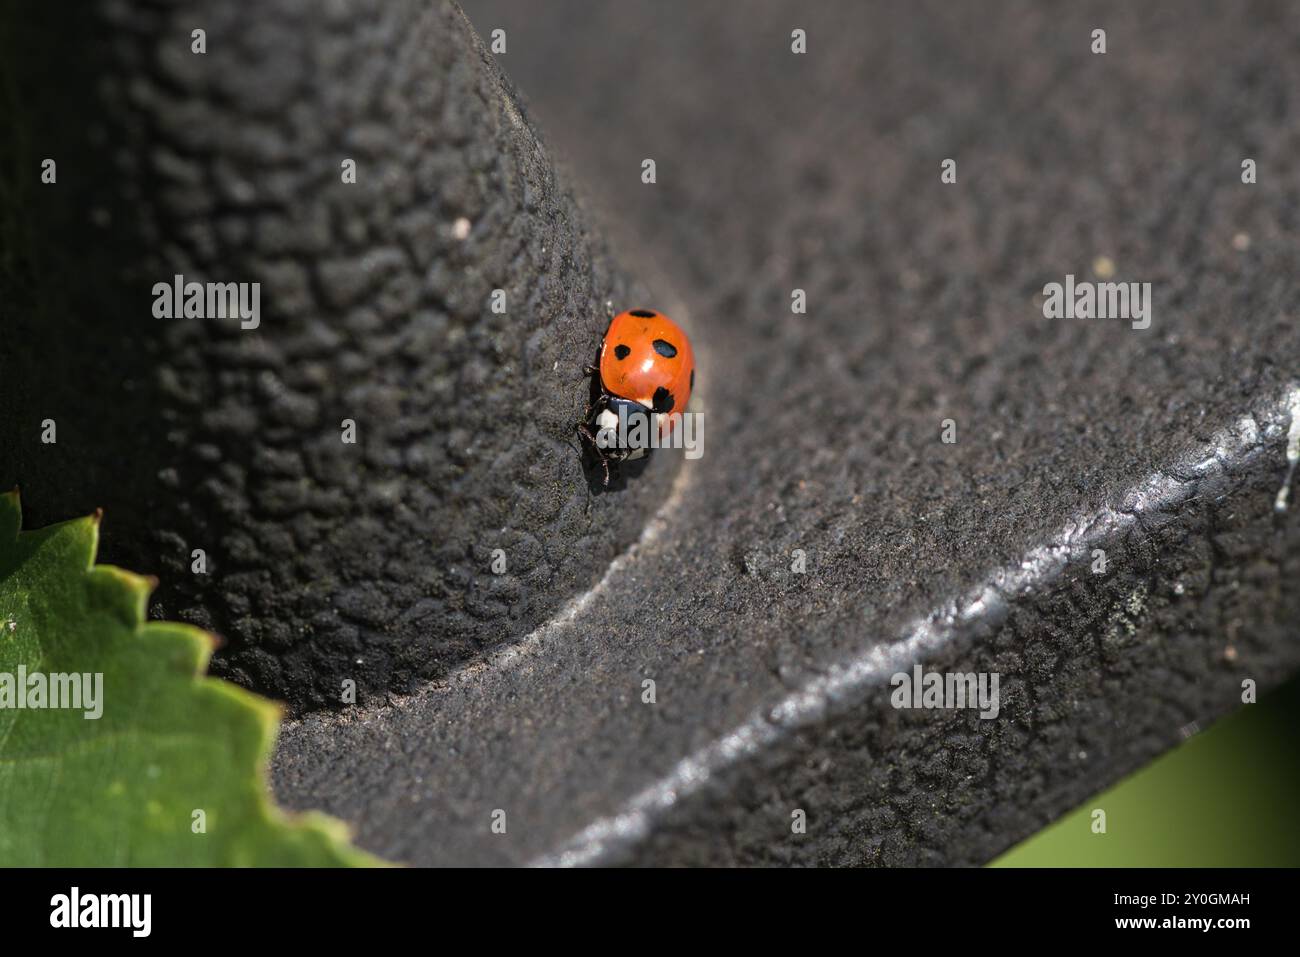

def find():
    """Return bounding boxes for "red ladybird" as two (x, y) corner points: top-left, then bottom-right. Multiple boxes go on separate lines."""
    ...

(579, 308), (696, 485)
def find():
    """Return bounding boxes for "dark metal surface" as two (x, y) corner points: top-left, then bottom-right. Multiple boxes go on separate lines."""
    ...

(4, 0), (1299, 865)
(0, 0), (669, 711)
(270, 1), (1300, 864)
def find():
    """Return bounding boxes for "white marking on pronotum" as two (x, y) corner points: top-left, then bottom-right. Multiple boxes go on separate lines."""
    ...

(532, 389), (1292, 867)
(1274, 385), (1300, 512)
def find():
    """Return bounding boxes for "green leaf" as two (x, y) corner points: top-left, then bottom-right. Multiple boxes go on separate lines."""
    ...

(0, 490), (381, 865)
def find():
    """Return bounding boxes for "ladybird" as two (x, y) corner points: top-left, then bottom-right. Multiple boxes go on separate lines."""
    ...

(579, 308), (695, 485)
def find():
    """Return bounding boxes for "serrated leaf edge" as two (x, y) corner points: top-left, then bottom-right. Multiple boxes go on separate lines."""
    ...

(0, 488), (390, 867)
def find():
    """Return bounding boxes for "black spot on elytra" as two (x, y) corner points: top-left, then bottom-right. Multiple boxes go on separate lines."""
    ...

(652, 387), (674, 413)
(629, 309), (656, 318)
(652, 338), (677, 358)
(614, 344), (631, 360)
(690, 369), (695, 391)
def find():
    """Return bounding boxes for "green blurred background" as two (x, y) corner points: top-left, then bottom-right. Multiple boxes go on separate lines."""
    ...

(993, 676), (1300, 866)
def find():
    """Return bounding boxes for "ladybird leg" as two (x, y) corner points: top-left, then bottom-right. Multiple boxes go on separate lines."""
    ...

(576, 422), (612, 486)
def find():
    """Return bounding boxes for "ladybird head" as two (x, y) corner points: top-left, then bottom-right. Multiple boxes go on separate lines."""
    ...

(590, 395), (656, 462)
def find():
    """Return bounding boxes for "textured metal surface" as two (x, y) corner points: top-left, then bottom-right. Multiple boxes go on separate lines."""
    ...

(0, 0), (670, 711)
(4, 0), (1299, 866)
(270, 1), (1300, 865)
